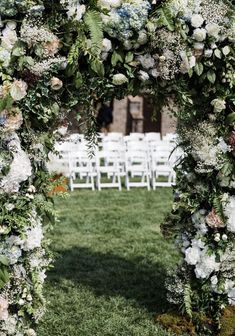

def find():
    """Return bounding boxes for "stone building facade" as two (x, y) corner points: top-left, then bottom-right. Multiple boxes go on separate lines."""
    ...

(110, 96), (177, 136)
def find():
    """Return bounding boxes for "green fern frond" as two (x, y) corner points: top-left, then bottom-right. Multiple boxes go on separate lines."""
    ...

(84, 10), (103, 57)
(213, 195), (225, 221)
(184, 284), (193, 319)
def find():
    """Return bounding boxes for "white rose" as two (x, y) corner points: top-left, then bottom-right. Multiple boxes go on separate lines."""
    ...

(222, 234), (228, 241)
(214, 233), (221, 242)
(10, 80), (27, 101)
(191, 14), (204, 28)
(206, 23), (220, 39)
(102, 38), (112, 53)
(193, 28), (207, 42)
(50, 77), (63, 90)
(211, 98), (226, 113)
(112, 74), (128, 85)
(25, 329), (36, 336)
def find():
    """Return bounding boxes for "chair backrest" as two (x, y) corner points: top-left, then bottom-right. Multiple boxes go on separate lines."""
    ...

(103, 132), (123, 142)
(162, 133), (178, 143)
(128, 133), (145, 141)
(68, 133), (84, 143)
(145, 132), (161, 141)
(127, 140), (148, 152)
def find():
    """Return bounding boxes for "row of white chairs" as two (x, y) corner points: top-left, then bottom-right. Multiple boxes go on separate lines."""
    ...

(47, 132), (182, 191)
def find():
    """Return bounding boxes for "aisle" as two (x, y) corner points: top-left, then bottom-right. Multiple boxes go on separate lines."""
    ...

(37, 189), (180, 336)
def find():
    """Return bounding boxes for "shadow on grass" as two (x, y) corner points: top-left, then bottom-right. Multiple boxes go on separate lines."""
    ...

(48, 246), (171, 314)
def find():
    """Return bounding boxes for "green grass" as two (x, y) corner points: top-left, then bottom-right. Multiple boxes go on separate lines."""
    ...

(37, 189), (181, 336)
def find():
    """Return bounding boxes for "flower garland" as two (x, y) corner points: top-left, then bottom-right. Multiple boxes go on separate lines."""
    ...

(0, 0), (235, 334)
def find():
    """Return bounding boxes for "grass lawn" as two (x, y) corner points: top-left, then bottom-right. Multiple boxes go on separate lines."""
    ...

(37, 189), (182, 336)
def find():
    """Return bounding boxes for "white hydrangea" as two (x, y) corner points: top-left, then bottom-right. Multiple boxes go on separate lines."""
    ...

(10, 80), (28, 101)
(0, 134), (32, 194)
(194, 250), (220, 279)
(137, 30), (148, 45)
(185, 245), (201, 265)
(61, 0), (86, 21)
(98, 0), (121, 9)
(180, 51), (196, 74)
(137, 54), (155, 69)
(138, 70), (149, 82)
(24, 225), (43, 251)
(112, 73), (128, 85)
(1, 22), (18, 51)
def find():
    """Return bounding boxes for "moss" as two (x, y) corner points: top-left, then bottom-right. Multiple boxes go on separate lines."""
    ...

(156, 313), (196, 335)
(219, 306), (235, 336)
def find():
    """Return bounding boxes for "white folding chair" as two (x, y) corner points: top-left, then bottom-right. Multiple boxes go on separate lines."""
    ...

(162, 133), (178, 143)
(68, 149), (96, 191)
(145, 132), (161, 142)
(125, 148), (150, 190)
(150, 142), (175, 189)
(96, 150), (122, 190)
(68, 133), (85, 143)
(128, 133), (145, 141)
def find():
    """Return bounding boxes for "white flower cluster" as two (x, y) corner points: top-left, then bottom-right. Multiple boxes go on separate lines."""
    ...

(0, 21), (18, 68)
(101, 0), (150, 42)
(20, 21), (60, 58)
(184, 122), (231, 173)
(0, 134), (32, 194)
(60, 0), (86, 21)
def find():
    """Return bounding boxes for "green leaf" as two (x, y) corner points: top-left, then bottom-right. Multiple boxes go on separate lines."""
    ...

(91, 59), (105, 77)
(125, 52), (134, 64)
(84, 10), (103, 57)
(194, 62), (204, 76)
(226, 112), (235, 124)
(74, 71), (83, 89)
(157, 7), (175, 31)
(111, 51), (123, 67)
(0, 255), (9, 266)
(0, 266), (10, 289)
(207, 70), (216, 84)
(0, 98), (7, 112)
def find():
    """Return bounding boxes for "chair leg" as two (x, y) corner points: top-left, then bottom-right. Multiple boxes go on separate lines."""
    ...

(69, 176), (74, 192)
(125, 173), (130, 191)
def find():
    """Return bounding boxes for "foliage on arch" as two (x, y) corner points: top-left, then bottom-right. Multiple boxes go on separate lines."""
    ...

(0, 0), (235, 334)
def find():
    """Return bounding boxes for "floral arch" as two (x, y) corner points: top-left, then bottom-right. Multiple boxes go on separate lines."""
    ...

(0, 0), (235, 335)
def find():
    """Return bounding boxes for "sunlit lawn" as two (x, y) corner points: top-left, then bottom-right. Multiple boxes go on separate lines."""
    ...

(37, 188), (183, 336)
